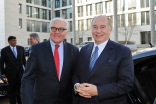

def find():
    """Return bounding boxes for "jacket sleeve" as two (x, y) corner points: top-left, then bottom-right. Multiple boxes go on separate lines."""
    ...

(20, 45), (37, 104)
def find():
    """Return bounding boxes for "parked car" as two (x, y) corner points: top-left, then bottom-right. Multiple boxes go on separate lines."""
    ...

(78, 41), (93, 50)
(129, 48), (156, 104)
(24, 47), (30, 56)
(0, 56), (7, 97)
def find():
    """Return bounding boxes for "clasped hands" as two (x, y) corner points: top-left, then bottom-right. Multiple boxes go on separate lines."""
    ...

(75, 83), (98, 98)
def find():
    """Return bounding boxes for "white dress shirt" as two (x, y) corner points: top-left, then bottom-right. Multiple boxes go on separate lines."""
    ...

(91, 40), (109, 58)
(50, 39), (64, 78)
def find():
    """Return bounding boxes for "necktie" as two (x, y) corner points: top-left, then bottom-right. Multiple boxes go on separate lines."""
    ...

(54, 44), (60, 79)
(89, 46), (99, 70)
(12, 47), (17, 58)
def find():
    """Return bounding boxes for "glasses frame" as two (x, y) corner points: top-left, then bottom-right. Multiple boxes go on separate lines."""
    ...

(51, 27), (67, 32)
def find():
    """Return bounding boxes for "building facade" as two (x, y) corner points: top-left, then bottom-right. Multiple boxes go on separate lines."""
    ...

(0, 0), (51, 49)
(53, 0), (156, 47)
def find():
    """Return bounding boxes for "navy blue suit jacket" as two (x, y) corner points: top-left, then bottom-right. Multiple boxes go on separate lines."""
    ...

(73, 40), (134, 104)
(21, 40), (79, 104)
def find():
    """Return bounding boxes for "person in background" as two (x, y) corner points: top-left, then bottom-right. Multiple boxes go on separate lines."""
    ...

(29, 33), (40, 45)
(21, 18), (79, 104)
(1, 36), (26, 104)
(73, 15), (134, 104)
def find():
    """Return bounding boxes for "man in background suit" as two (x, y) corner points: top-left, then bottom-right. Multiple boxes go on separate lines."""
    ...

(21, 18), (79, 104)
(29, 33), (40, 45)
(1, 36), (26, 104)
(73, 15), (134, 104)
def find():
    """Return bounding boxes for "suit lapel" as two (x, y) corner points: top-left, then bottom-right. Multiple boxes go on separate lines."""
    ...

(84, 43), (94, 77)
(8, 46), (16, 59)
(89, 40), (114, 77)
(44, 40), (57, 78)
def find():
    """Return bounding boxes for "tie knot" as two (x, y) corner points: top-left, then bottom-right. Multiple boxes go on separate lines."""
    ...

(55, 44), (59, 49)
(95, 46), (99, 51)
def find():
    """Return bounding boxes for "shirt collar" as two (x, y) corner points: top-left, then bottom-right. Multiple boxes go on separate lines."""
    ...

(93, 40), (108, 52)
(50, 39), (63, 48)
(10, 45), (16, 49)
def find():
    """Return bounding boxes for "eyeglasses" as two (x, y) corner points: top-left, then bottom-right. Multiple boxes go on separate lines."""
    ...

(51, 27), (67, 32)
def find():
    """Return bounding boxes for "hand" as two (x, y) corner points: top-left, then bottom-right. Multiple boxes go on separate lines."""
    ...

(82, 83), (98, 96)
(76, 83), (92, 98)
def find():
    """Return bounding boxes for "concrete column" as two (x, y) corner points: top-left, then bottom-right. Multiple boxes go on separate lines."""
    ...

(150, 0), (155, 46)
(51, 0), (54, 19)
(72, 0), (76, 45)
(113, 0), (118, 42)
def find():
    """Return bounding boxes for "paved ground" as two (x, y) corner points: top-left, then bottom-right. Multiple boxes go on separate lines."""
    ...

(0, 96), (9, 104)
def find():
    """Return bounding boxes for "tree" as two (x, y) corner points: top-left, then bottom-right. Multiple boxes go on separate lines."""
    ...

(118, 21), (140, 45)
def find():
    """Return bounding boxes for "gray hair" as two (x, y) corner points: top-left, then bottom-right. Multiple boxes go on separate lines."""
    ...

(29, 33), (40, 42)
(91, 15), (112, 30)
(49, 18), (69, 31)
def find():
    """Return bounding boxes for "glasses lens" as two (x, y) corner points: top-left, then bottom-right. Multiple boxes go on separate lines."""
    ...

(58, 28), (64, 32)
(51, 27), (56, 31)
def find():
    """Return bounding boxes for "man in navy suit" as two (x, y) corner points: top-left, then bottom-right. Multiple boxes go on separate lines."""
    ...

(73, 15), (134, 104)
(1, 36), (26, 104)
(21, 18), (79, 104)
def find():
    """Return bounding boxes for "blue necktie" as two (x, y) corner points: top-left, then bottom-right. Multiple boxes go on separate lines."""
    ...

(13, 47), (17, 58)
(89, 46), (99, 70)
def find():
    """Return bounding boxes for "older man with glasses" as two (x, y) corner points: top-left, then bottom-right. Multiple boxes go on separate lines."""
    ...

(21, 18), (79, 104)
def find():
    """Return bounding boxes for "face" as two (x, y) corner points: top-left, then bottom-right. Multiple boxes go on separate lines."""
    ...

(8, 39), (17, 47)
(30, 36), (38, 45)
(92, 16), (112, 45)
(50, 20), (67, 44)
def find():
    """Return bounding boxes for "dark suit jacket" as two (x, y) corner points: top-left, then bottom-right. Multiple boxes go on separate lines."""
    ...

(0, 45), (26, 79)
(21, 40), (79, 104)
(73, 40), (134, 104)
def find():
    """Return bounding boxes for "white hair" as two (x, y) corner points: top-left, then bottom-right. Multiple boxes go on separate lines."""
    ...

(49, 18), (69, 31)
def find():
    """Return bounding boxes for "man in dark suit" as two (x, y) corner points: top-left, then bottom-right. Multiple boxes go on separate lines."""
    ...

(21, 18), (79, 104)
(0, 36), (26, 104)
(73, 15), (134, 104)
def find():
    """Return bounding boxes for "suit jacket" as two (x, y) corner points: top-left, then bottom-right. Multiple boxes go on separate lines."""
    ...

(21, 40), (79, 104)
(0, 45), (26, 79)
(73, 40), (134, 104)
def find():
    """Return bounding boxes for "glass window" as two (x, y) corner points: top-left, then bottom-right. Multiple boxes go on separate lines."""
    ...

(27, 20), (32, 31)
(128, 13), (136, 26)
(19, 18), (22, 28)
(42, 9), (47, 19)
(86, 4), (92, 16)
(87, 37), (92, 41)
(95, 2), (102, 15)
(35, 21), (40, 32)
(118, 15), (125, 27)
(48, 0), (51, 7)
(62, 9), (67, 19)
(42, 0), (47, 7)
(78, 6), (83, 17)
(140, 0), (149, 8)
(128, 0), (136, 10)
(62, 0), (67, 7)
(42, 22), (47, 32)
(141, 11), (150, 25)
(49, 10), (51, 20)
(78, 20), (84, 31)
(105, 1), (112, 13)
(55, 0), (60, 8)
(140, 31), (151, 44)
(87, 18), (92, 30)
(26, 0), (31, 3)
(19, 4), (22, 13)
(69, 21), (72, 32)
(68, 8), (72, 19)
(55, 10), (60, 17)
(69, 0), (72, 5)
(34, 0), (40, 5)
(117, 0), (124, 12)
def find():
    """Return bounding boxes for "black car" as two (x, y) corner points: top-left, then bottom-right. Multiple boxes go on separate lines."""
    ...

(0, 56), (7, 97)
(129, 48), (156, 104)
(24, 47), (30, 56)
